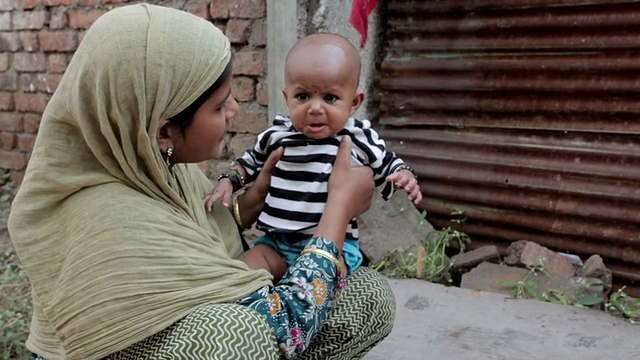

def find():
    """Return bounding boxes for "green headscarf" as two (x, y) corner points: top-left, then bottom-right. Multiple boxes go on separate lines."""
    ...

(8, 4), (272, 359)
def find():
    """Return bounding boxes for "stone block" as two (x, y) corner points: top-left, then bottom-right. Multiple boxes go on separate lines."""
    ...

(452, 245), (500, 273)
(582, 254), (612, 293)
(505, 240), (576, 277)
(358, 190), (433, 265)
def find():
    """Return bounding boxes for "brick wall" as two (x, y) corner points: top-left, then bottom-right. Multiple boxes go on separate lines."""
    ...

(0, 0), (269, 182)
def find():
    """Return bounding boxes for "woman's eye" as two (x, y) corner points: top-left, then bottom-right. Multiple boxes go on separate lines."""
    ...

(324, 94), (338, 103)
(295, 93), (309, 101)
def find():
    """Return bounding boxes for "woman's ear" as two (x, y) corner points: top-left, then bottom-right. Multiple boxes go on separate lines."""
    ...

(157, 120), (178, 153)
(350, 91), (365, 115)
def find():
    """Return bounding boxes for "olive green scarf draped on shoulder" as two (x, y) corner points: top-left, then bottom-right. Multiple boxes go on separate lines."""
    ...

(8, 5), (272, 359)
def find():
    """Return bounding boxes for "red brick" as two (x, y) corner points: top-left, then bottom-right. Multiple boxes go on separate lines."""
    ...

(17, 133), (35, 152)
(103, 0), (128, 4)
(10, 170), (24, 184)
(228, 109), (267, 133)
(20, 31), (39, 51)
(0, 93), (14, 111)
(210, 0), (232, 19)
(249, 19), (267, 46)
(37, 74), (62, 93)
(48, 53), (68, 73)
(19, 0), (37, 9)
(225, 19), (250, 44)
(68, 9), (105, 29)
(0, 112), (21, 131)
(23, 113), (40, 133)
(0, 72), (18, 91)
(14, 92), (49, 112)
(0, 150), (26, 169)
(0, 33), (21, 51)
(14, 52), (45, 72)
(232, 50), (264, 76)
(77, 30), (86, 45)
(229, 133), (258, 157)
(0, 53), (8, 72)
(39, 31), (77, 52)
(256, 80), (269, 106)
(229, 0), (265, 19)
(0, 12), (11, 31)
(41, 0), (72, 5)
(12, 10), (47, 30)
(49, 10), (68, 29)
(19, 73), (38, 92)
(0, 0), (15, 11)
(79, 0), (96, 5)
(185, 0), (210, 20)
(0, 131), (15, 150)
(231, 76), (254, 102)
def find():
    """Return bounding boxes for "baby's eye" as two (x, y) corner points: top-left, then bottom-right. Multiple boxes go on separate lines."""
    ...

(324, 94), (339, 103)
(295, 93), (309, 101)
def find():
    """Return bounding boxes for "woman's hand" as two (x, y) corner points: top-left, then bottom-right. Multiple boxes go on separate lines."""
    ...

(236, 147), (284, 228)
(328, 136), (375, 218)
(314, 136), (374, 246)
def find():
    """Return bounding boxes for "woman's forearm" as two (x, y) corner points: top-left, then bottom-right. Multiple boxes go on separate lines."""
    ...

(236, 187), (264, 228)
(313, 193), (350, 250)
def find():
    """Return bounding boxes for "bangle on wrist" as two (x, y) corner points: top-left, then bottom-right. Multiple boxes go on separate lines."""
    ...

(232, 194), (246, 229)
(299, 248), (341, 268)
(218, 169), (245, 192)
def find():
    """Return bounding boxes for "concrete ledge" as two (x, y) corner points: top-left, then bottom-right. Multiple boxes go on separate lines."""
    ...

(364, 278), (640, 360)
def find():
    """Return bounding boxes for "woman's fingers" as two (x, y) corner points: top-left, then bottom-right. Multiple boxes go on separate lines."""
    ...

(253, 147), (283, 194)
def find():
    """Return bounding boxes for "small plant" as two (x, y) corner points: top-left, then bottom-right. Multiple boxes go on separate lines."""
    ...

(0, 251), (32, 359)
(376, 209), (471, 285)
(604, 287), (640, 324)
(500, 262), (547, 300)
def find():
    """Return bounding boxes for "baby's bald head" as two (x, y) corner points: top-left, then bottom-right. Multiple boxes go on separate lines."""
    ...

(285, 33), (362, 90)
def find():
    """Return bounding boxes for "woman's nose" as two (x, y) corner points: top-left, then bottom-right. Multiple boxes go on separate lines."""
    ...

(225, 96), (239, 121)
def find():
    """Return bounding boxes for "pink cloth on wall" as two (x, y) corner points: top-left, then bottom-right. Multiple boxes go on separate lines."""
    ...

(350, 0), (381, 47)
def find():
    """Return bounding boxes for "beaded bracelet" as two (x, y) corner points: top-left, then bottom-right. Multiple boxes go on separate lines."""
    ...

(218, 169), (245, 192)
(394, 164), (418, 180)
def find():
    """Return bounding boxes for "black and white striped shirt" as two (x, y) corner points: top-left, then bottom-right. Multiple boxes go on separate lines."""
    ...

(235, 116), (408, 240)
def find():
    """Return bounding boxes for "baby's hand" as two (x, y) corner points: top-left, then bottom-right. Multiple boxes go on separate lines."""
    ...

(386, 169), (422, 205)
(204, 179), (234, 211)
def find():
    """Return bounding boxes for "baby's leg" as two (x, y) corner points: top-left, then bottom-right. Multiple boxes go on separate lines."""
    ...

(243, 244), (288, 283)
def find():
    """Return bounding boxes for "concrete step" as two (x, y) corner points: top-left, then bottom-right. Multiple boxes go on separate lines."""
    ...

(364, 278), (640, 360)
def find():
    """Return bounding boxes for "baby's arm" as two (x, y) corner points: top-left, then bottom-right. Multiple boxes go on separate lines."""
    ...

(386, 168), (422, 205)
(204, 164), (249, 211)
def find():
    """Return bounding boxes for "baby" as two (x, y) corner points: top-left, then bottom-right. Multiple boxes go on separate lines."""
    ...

(206, 33), (421, 281)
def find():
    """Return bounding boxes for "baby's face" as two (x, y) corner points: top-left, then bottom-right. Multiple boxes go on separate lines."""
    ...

(283, 45), (362, 139)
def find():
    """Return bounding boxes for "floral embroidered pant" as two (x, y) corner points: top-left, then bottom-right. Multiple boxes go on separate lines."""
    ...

(235, 237), (346, 359)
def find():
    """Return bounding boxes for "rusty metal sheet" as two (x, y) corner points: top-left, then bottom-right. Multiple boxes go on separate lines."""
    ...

(378, 0), (640, 296)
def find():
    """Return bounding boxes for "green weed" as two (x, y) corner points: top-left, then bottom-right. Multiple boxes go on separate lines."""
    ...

(605, 287), (640, 324)
(0, 251), (32, 359)
(375, 209), (471, 285)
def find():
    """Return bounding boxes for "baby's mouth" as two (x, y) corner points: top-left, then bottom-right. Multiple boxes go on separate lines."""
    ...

(306, 122), (328, 133)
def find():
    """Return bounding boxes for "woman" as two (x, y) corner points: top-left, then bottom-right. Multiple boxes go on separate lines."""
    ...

(8, 4), (395, 360)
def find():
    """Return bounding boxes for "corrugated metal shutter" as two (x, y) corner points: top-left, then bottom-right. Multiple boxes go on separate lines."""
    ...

(378, 0), (640, 296)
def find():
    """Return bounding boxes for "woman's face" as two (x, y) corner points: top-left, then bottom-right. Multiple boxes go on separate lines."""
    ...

(169, 75), (239, 163)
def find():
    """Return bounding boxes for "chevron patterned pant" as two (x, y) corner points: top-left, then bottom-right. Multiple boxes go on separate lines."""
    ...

(32, 267), (395, 360)
(117, 265), (395, 360)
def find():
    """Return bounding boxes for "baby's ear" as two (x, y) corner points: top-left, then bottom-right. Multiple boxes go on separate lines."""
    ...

(350, 91), (365, 115)
(281, 89), (288, 102)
